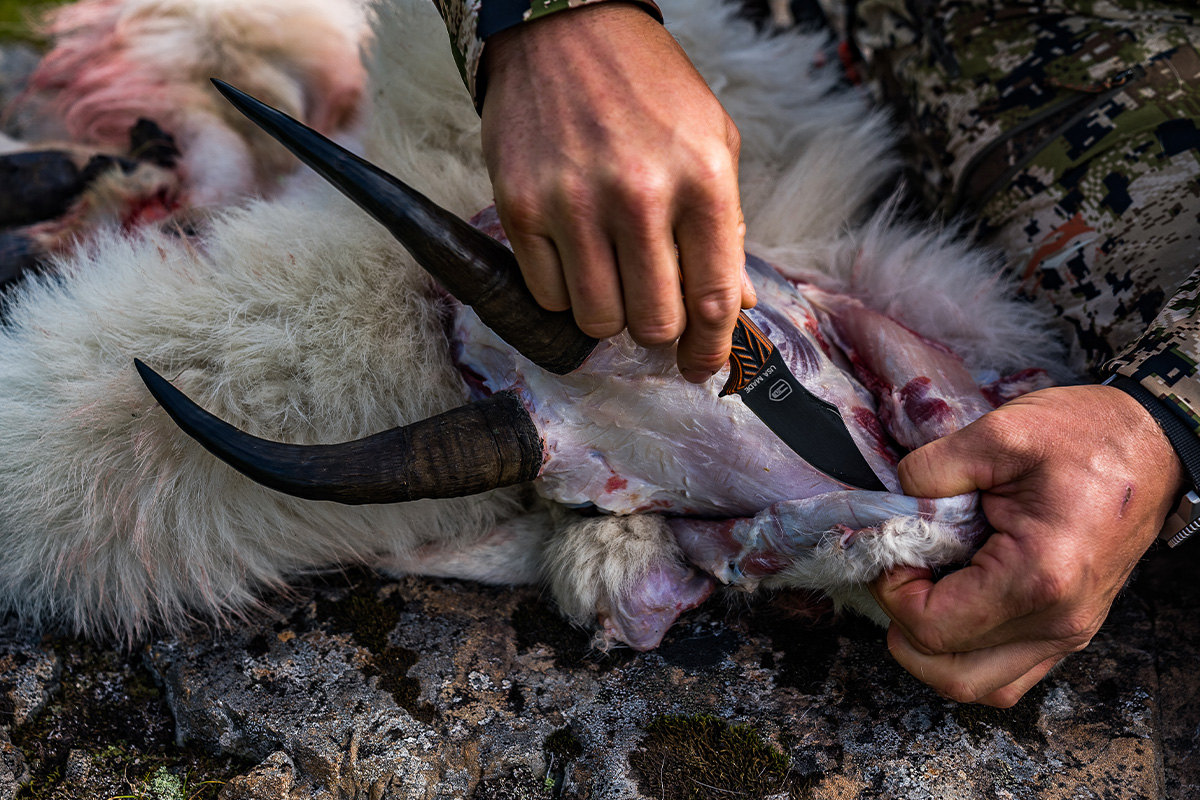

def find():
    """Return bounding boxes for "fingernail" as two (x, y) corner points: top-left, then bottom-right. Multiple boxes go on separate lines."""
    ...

(681, 368), (715, 384)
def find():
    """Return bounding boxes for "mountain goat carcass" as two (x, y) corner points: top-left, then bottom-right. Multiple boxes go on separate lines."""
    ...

(0, 0), (1065, 646)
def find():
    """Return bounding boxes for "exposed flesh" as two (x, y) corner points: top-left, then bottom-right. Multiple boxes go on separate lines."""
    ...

(459, 208), (1001, 515)
(459, 207), (1043, 648)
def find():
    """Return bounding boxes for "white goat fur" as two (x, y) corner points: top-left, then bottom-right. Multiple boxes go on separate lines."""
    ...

(0, 0), (1065, 640)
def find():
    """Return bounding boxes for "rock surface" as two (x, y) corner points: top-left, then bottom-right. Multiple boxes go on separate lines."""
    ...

(3, 544), (1197, 800)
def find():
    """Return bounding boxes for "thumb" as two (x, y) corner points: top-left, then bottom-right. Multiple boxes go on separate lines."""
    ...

(897, 426), (988, 499)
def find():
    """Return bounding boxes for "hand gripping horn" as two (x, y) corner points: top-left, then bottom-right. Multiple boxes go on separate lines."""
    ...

(211, 79), (597, 375)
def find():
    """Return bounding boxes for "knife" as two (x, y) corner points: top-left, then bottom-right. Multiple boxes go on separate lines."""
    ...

(721, 312), (887, 491)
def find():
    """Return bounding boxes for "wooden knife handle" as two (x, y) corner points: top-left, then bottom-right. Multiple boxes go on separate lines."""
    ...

(720, 312), (775, 397)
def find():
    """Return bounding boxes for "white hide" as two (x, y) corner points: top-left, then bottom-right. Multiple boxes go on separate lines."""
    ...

(0, 0), (1065, 640)
(13, 0), (370, 206)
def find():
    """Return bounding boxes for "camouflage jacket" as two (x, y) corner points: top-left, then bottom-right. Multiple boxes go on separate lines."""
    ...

(429, 0), (661, 105)
(831, 0), (1200, 488)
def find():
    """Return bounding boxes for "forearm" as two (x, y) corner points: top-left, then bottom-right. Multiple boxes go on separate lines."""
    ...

(429, 0), (662, 107)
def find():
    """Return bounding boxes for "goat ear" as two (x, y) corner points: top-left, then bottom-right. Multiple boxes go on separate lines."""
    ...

(134, 360), (544, 503)
(210, 79), (596, 376)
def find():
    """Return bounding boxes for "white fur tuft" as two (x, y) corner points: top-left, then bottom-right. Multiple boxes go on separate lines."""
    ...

(541, 510), (683, 625)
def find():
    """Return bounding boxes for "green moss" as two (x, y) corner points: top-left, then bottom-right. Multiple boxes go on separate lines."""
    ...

(11, 638), (252, 800)
(629, 714), (810, 800)
(16, 767), (60, 800)
(156, 767), (188, 799)
(543, 728), (583, 761)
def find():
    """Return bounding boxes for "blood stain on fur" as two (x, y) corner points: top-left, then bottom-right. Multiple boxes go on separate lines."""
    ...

(323, 577), (436, 725)
(10, 638), (252, 800)
(628, 714), (814, 800)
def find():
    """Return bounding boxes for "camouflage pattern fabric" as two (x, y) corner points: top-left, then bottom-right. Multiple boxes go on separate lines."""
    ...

(826, 0), (1200, 433)
(430, 0), (662, 106)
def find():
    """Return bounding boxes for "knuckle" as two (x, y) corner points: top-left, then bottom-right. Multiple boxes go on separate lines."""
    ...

(688, 286), (741, 330)
(1048, 610), (1098, 651)
(895, 447), (927, 482)
(982, 687), (1025, 709)
(554, 172), (596, 218)
(906, 622), (947, 656)
(575, 309), (625, 340)
(973, 411), (1040, 462)
(937, 678), (982, 704)
(630, 313), (685, 347)
(568, 264), (623, 338)
(530, 288), (571, 313)
(615, 169), (671, 222)
(689, 147), (737, 189)
(1025, 566), (1074, 609)
(497, 185), (544, 231)
(972, 413), (1023, 448)
(725, 121), (742, 158)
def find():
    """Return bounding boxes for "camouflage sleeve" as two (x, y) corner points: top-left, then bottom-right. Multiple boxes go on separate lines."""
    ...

(430, 0), (663, 108)
(1108, 266), (1200, 436)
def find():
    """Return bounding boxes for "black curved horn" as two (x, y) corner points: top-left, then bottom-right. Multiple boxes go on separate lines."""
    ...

(135, 360), (544, 503)
(210, 79), (596, 376)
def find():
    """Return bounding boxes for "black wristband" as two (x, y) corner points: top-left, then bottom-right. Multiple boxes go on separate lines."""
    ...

(1106, 374), (1200, 492)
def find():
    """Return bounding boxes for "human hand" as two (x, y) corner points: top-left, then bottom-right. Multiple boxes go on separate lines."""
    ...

(871, 384), (1185, 707)
(479, 2), (754, 382)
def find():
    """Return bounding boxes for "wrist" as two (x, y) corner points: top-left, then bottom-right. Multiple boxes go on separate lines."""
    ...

(480, 1), (661, 98)
(1102, 375), (1193, 543)
(1103, 375), (1194, 490)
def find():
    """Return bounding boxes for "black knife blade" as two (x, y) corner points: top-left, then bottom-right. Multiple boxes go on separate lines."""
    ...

(721, 312), (887, 491)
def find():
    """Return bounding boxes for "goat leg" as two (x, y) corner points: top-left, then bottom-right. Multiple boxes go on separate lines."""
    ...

(670, 491), (986, 592)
